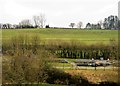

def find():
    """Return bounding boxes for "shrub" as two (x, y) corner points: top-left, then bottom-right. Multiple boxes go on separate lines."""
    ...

(45, 68), (89, 85)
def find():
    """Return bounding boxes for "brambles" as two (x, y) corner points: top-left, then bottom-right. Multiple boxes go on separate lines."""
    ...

(2, 35), (50, 84)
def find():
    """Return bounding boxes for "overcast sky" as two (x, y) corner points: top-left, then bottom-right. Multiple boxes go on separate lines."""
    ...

(0, 0), (119, 27)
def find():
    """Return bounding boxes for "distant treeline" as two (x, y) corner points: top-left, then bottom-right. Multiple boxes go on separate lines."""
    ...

(0, 15), (120, 30)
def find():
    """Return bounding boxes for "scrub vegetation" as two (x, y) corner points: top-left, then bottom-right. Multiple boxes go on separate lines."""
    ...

(2, 29), (119, 86)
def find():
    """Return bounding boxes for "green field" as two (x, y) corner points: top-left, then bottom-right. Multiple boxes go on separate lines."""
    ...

(2, 29), (118, 44)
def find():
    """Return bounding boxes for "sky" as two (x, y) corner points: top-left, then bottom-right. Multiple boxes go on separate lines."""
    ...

(0, 0), (119, 27)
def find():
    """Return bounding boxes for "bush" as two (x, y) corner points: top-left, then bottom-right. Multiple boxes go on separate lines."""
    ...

(2, 54), (49, 84)
(45, 68), (89, 85)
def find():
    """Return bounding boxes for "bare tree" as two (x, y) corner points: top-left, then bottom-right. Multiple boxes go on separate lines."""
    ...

(6, 23), (12, 29)
(69, 23), (75, 28)
(98, 20), (103, 26)
(33, 13), (46, 28)
(33, 15), (40, 28)
(39, 14), (46, 28)
(19, 19), (33, 28)
(98, 20), (103, 29)
(0, 23), (3, 29)
(77, 21), (83, 29)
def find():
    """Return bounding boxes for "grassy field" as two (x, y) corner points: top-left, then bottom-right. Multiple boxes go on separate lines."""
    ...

(2, 29), (118, 45)
(48, 62), (72, 67)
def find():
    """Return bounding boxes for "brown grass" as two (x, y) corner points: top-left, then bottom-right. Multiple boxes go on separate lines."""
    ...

(64, 69), (118, 84)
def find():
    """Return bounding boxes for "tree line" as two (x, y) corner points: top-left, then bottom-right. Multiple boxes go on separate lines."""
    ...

(85, 15), (120, 30)
(0, 13), (46, 29)
(0, 15), (120, 29)
(70, 15), (120, 30)
(45, 41), (118, 60)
